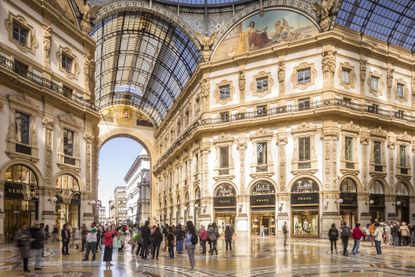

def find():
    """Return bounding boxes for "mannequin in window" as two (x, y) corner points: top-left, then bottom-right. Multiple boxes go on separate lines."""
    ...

(303, 219), (309, 234)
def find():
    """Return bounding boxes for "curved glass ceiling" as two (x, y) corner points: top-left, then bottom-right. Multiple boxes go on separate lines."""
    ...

(158, 0), (252, 6)
(92, 11), (201, 125)
(336, 0), (415, 52)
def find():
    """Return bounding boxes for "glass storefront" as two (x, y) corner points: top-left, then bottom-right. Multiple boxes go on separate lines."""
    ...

(369, 180), (385, 222)
(55, 174), (81, 230)
(251, 211), (275, 236)
(214, 183), (236, 234)
(215, 213), (235, 234)
(340, 178), (358, 227)
(250, 180), (276, 236)
(396, 182), (410, 223)
(292, 210), (319, 236)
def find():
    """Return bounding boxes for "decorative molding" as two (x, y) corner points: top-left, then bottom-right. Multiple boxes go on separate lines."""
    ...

(337, 62), (356, 90)
(250, 128), (273, 140)
(43, 25), (52, 65)
(370, 126), (387, 138)
(367, 70), (384, 97)
(249, 71), (274, 97)
(84, 54), (95, 99)
(341, 120), (360, 133)
(214, 80), (234, 105)
(386, 66), (394, 90)
(394, 78), (409, 102)
(195, 32), (217, 62)
(58, 113), (82, 130)
(397, 131), (412, 143)
(238, 71), (246, 103)
(56, 46), (80, 80)
(291, 121), (317, 134)
(291, 62), (317, 90)
(322, 45), (336, 80)
(5, 12), (38, 54)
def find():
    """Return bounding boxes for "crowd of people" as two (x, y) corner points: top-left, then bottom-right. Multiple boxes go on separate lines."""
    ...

(327, 220), (415, 256)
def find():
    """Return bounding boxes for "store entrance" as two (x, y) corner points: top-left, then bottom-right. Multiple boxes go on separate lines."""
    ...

(215, 213), (235, 235)
(4, 199), (38, 243)
(251, 211), (275, 236)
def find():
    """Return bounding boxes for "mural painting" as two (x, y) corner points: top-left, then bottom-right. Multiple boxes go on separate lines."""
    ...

(212, 9), (319, 61)
(101, 106), (153, 127)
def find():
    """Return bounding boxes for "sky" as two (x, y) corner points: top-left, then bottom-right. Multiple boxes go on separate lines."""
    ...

(98, 137), (143, 213)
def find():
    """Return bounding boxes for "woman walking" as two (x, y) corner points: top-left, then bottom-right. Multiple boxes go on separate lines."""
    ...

(175, 223), (185, 254)
(14, 225), (32, 273)
(198, 225), (208, 254)
(103, 226), (116, 269)
(373, 222), (384, 255)
(208, 223), (219, 255)
(185, 221), (197, 270)
(224, 225), (234, 251)
(151, 227), (163, 260)
(328, 223), (339, 254)
(351, 223), (365, 255)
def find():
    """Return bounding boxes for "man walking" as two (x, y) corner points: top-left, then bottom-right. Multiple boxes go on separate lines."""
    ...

(140, 221), (151, 259)
(340, 221), (351, 256)
(29, 222), (45, 270)
(282, 222), (288, 247)
(83, 225), (97, 261)
(61, 224), (71, 255)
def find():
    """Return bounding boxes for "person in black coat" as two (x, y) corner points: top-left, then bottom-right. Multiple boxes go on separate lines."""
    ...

(151, 227), (163, 259)
(328, 223), (339, 254)
(61, 224), (71, 255)
(140, 221), (151, 259)
(29, 222), (45, 270)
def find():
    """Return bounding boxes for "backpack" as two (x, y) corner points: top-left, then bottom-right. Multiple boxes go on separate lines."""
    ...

(191, 234), (198, 245)
(341, 226), (351, 238)
(329, 228), (337, 238)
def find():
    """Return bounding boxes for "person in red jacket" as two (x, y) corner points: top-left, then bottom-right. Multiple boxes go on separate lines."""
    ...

(103, 226), (117, 269)
(351, 223), (365, 255)
(198, 225), (208, 254)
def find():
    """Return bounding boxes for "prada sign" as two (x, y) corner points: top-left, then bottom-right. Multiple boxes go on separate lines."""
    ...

(250, 194), (275, 207)
(4, 182), (38, 200)
(340, 192), (357, 206)
(214, 196), (236, 207)
(291, 193), (319, 205)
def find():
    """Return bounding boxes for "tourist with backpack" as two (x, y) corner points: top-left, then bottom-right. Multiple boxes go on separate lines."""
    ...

(340, 221), (351, 256)
(224, 225), (234, 251)
(351, 223), (365, 255)
(328, 223), (339, 254)
(167, 226), (175, 258)
(208, 222), (219, 255)
(185, 221), (197, 269)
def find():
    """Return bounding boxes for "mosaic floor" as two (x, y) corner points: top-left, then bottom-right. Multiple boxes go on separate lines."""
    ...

(1, 237), (415, 276)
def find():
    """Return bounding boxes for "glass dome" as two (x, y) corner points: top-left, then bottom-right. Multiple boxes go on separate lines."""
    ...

(157, 0), (254, 7)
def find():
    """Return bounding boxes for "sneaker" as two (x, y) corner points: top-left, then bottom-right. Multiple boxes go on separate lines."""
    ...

(34, 268), (42, 270)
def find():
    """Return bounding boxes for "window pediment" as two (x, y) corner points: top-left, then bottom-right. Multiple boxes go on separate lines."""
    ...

(214, 80), (234, 105)
(5, 12), (38, 54)
(56, 46), (80, 80)
(337, 62), (356, 90)
(250, 71), (273, 97)
(367, 71), (384, 96)
(291, 121), (317, 135)
(394, 78), (408, 102)
(291, 62), (317, 90)
(341, 120), (360, 133)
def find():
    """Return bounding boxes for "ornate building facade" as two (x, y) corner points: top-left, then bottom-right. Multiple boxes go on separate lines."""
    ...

(0, 0), (99, 243)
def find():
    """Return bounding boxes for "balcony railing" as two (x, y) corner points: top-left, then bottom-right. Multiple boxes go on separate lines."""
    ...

(0, 54), (94, 109)
(154, 99), (415, 170)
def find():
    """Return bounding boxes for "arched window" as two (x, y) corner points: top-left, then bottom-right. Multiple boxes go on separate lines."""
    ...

(251, 180), (275, 194)
(397, 182), (409, 196)
(3, 164), (38, 200)
(56, 174), (80, 191)
(291, 178), (319, 193)
(195, 187), (201, 199)
(369, 180), (384, 194)
(214, 183), (236, 197)
(340, 178), (357, 193)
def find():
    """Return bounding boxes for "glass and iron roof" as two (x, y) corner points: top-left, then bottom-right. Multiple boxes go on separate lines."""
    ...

(92, 11), (201, 125)
(158, 0), (253, 6)
(336, 0), (415, 52)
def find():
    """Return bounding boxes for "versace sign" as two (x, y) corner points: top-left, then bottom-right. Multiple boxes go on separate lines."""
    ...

(4, 182), (39, 200)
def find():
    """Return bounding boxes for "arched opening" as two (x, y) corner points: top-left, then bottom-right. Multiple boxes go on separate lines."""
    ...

(369, 179), (385, 222)
(55, 174), (81, 230)
(249, 180), (276, 236)
(3, 164), (39, 243)
(290, 177), (319, 238)
(99, 137), (150, 226)
(213, 183), (237, 234)
(339, 177), (358, 228)
(396, 182), (410, 223)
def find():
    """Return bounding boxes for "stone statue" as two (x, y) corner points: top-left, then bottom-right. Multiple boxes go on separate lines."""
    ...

(322, 48), (336, 77)
(195, 32), (217, 62)
(278, 60), (285, 83)
(81, 0), (92, 33)
(43, 25), (52, 65)
(84, 54), (95, 95)
(360, 59), (367, 82)
(312, 0), (336, 31)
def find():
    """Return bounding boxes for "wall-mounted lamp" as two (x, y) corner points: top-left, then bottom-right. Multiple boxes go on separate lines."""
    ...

(184, 206), (188, 211)
(337, 198), (344, 204)
(396, 200), (402, 206)
(369, 200), (374, 205)
(194, 203), (199, 208)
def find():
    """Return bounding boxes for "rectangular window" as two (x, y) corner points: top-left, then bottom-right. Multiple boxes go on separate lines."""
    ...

(12, 21), (29, 45)
(342, 68), (351, 84)
(63, 86), (73, 97)
(397, 83), (404, 98)
(257, 142), (267, 165)
(63, 129), (74, 157)
(297, 68), (311, 84)
(15, 111), (30, 144)
(62, 54), (73, 72)
(14, 60), (28, 76)
(370, 76), (379, 92)
(400, 145), (407, 168)
(219, 146), (229, 169)
(219, 85), (230, 100)
(345, 137), (353, 161)
(299, 137), (310, 161)
(374, 141), (381, 164)
(256, 77), (268, 91)
(220, 111), (229, 122)
(298, 98), (310, 111)
(256, 105), (267, 115)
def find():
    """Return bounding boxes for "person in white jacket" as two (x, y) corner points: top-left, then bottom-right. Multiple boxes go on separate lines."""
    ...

(373, 222), (384, 255)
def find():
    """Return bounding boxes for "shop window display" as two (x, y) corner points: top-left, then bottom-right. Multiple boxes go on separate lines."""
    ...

(292, 211), (318, 236)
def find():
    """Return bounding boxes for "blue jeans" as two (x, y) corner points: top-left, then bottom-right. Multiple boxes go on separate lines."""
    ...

(32, 248), (42, 268)
(168, 245), (174, 258)
(352, 239), (360, 255)
(176, 240), (183, 253)
(375, 240), (381, 255)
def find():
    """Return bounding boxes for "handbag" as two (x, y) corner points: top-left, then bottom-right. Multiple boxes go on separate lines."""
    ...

(113, 237), (121, 248)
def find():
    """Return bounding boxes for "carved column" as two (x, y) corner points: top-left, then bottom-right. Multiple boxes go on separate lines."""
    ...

(239, 71), (246, 104)
(200, 74), (210, 113)
(386, 64), (394, 102)
(387, 136), (396, 189)
(322, 126), (339, 190)
(322, 45), (336, 89)
(237, 139), (247, 194)
(360, 131), (370, 191)
(278, 57), (285, 97)
(43, 118), (54, 187)
(84, 134), (93, 192)
(359, 58), (367, 97)
(43, 25), (52, 66)
(276, 133), (288, 192)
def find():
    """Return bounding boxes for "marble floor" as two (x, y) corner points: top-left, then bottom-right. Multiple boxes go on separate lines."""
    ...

(1, 237), (415, 276)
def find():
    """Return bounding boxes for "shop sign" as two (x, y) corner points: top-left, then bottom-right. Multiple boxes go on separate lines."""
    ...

(340, 192), (357, 206)
(250, 194), (275, 206)
(215, 184), (236, 197)
(214, 196), (236, 207)
(291, 193), (319, 205)
(251, 181), (275, 194)
(4, 182), (38, 200)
